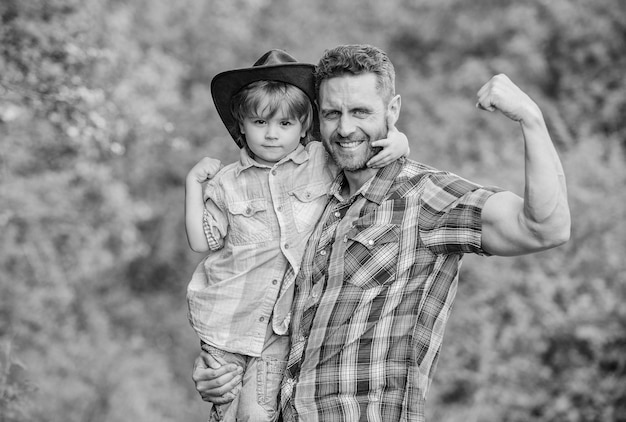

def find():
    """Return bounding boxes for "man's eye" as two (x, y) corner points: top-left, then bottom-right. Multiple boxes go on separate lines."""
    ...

(354, 110), (368, 117)
(322, 111), (339, 120)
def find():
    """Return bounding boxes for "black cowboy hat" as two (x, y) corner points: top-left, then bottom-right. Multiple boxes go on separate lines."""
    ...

(211, 49), (316, 147)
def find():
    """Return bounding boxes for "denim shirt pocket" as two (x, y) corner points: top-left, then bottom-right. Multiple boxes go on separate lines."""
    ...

(289, 182), (328, 233)
(344, 223), (400, 289)
(227, 198), (272, 245)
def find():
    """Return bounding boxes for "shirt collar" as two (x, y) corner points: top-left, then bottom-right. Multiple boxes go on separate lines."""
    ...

(329, 158), (405, 205)
(235, 143), (309, 176)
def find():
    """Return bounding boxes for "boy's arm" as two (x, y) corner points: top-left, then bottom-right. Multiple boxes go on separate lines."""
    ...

(367, 114), (410, 168)
(185, 157), (222, 253)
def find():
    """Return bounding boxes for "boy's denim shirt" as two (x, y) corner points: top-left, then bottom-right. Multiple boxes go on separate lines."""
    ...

(187, 142), (337, 357)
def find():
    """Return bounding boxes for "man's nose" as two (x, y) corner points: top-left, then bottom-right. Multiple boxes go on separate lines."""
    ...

(337, 115), (355, 138)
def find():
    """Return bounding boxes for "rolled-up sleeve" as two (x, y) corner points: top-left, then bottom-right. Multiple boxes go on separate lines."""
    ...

(418, 174), (503, 256)
(202, 182), (228, 251)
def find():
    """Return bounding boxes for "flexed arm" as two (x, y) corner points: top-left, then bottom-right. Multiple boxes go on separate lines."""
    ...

(185, 157), (223, 252)
(477, 74), (570, 256)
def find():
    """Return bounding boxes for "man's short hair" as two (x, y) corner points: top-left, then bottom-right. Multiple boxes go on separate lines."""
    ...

(231, 80), (314, 147)
(314, 44), (396, 103)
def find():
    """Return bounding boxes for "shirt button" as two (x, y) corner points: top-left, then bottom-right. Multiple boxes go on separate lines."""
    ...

(272, 170), (277, 176)
(259, 316), (265, 322)
(368, 239), (375, 246)
(284, 244), (290, 249)
(334, 211), (341, 218)
(320, 250), (327, 256)
(277, 205), (283, 212)
(272, 279), (278, 285)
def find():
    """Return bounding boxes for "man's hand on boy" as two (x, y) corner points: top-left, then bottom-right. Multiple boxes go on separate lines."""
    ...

(192, 351), (243, 405)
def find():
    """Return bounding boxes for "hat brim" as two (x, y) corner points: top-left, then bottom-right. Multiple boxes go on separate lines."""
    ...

(211, 63), (317, 147)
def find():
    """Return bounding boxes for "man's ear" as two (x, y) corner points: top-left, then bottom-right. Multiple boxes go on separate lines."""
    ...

(387, 95), (401, 125)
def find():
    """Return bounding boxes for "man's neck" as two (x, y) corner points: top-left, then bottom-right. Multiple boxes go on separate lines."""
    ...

(342, 167), (378, 198)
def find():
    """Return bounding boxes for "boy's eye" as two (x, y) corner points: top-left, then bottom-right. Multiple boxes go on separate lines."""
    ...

(252, 119), (266, 125)
(280, 120), (293, 126)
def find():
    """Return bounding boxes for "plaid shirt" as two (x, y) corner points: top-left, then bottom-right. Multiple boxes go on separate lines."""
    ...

(187, 142), (336, 357)
(280, 158), (502, 421)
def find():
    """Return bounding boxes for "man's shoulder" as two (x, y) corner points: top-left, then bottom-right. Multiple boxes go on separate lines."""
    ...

(398, 159), (472, 184)
(395, 158), (441, 183)
(391, 159), (484, 199)
(399, 158), (437, 174)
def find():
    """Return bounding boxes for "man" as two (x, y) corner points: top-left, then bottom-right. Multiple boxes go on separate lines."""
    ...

(193, 44), (570, 421)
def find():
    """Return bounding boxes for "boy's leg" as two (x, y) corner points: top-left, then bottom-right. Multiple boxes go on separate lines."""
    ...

(202, 344), (246, 422)
(236, 323), (290, 422)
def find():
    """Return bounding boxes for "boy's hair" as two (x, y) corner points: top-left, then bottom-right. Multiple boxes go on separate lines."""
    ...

(230, 80), (314, 148)
(314, 44), (396, 103)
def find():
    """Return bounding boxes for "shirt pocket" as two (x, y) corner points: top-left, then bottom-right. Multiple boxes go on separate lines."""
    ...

(226, 198), (272, 245)
(345, 223), (400, 289)
(289, 183), (328, 233)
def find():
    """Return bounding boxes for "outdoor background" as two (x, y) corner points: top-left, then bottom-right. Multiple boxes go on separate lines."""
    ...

(1, 0), (625, 421)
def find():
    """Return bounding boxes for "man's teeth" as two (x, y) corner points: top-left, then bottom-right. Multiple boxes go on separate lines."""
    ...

(339, 141), (362, 148)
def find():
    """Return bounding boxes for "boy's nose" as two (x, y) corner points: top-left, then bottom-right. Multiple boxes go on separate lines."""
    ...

(265, 124), (278, 140)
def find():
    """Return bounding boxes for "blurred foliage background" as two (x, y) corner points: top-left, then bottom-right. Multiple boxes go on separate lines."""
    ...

(1, 0), (625, 421)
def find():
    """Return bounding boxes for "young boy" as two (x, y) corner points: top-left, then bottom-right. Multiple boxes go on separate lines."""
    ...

(185, 49), (409, 422)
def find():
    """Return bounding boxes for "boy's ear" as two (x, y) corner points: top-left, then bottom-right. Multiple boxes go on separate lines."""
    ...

(239, 122), (245, 134)
(386, 95), (401, 126)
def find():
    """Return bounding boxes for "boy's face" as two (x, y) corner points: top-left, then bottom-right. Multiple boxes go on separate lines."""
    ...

(239, 106), (306, 166)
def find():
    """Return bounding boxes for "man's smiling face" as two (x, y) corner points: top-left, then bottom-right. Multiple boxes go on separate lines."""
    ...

(318, 73), (390, 171)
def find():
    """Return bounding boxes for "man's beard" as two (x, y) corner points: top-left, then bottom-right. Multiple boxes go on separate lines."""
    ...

(323, 132), (383, 172)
